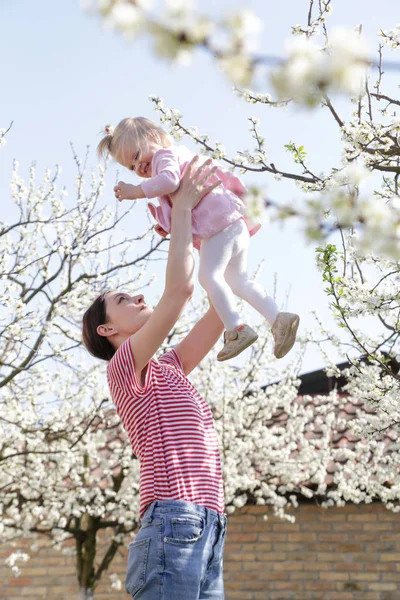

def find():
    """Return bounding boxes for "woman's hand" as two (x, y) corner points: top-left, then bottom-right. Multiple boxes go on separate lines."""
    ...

(170, 156), (221, 211)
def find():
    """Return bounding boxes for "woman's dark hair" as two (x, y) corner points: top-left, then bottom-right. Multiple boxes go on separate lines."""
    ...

(82, 291), (116, 361)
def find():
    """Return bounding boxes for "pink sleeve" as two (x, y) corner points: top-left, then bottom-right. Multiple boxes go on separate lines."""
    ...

(107, 338), (151, 398)
(140, 148), (181, 198)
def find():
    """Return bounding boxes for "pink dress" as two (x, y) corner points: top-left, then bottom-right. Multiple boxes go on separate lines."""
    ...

(140, 146), (261, 250)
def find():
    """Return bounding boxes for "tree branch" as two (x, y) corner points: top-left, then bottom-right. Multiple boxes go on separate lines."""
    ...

(371, 93), (400, 107)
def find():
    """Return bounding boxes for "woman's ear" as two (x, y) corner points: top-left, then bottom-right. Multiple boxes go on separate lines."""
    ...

(97, 324), (115, 337)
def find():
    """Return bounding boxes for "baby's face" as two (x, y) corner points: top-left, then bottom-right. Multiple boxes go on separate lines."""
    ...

(121, 146), (155, 178)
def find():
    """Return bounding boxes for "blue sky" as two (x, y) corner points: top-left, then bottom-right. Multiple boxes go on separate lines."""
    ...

(1, 0), (399, 376)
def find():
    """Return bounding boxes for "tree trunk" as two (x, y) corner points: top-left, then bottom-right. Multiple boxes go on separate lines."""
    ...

(79, 588), (94, 600)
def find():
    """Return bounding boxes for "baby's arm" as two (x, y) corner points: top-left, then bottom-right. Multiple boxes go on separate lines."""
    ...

(114, 182), (145, 201)
(114, 150), (181, 202)
(140, 149), (181, 199)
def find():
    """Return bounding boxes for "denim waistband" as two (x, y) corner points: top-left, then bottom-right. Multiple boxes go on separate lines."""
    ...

(142, 500), (227, 528)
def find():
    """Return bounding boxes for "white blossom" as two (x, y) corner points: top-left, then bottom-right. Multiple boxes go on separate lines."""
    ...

(379, 24), (400, 49)
(224, 9), (263, 53)
(110, 573), (123, 591)
(110, 2), (141, 28)
(218, 55), (253, 86)
(4, 551), (30, 577)
(243, 186), (266, 221)
(270, 28), (370, 107)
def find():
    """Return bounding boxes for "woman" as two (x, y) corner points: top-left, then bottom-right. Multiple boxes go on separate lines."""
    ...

(82, 157), (230, 599)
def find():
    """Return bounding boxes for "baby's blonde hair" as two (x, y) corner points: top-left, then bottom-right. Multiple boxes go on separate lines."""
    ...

(97, 117), (172, 167)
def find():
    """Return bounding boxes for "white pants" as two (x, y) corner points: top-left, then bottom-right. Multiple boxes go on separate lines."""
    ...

(198, 218), (279, 331)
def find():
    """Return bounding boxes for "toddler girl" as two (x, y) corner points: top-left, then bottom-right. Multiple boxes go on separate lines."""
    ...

(97, 117), (299, 361)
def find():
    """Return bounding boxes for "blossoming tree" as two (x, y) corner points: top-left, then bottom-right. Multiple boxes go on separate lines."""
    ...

(0, 154), (398, 595)
(1, 143), (398, 597)
(2, 1), (400, 597)
(0, 147), (165, 598)
(83, 0), (400, 429)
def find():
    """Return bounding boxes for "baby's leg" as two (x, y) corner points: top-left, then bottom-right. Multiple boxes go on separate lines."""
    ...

(224, 222), (279, 326)
(199, 222), (243, 331)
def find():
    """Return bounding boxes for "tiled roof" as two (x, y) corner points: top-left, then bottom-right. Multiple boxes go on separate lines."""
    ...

(259, 354), (399, 489)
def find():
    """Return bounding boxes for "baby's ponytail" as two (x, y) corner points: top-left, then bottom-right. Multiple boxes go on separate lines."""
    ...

(97, 125), (115, 160)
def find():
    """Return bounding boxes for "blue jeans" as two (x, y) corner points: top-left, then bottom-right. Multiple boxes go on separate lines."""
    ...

(125, 499), (228, 599)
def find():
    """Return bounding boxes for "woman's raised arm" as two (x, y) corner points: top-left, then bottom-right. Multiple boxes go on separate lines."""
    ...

(129, 157), (220, 378)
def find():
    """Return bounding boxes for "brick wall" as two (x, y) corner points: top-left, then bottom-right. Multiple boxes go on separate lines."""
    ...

(1, 502), (399, 599)
(224, 503), (400, 600)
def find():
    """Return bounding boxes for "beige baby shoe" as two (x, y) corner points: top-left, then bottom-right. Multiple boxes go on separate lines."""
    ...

(217, 324), (258, 362)
(271, 312), (300, 359)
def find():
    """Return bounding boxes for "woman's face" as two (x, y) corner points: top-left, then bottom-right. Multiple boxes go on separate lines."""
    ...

(97, 291), (153, 346)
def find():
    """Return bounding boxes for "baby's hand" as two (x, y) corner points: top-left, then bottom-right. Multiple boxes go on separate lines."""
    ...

(114, 181), (138, 201)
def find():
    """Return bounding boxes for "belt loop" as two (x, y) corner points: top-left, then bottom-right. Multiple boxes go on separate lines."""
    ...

(147, 501), (157, 523)
(205, 508), (210, 527)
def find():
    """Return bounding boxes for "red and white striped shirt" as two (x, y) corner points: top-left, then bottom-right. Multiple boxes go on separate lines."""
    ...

(107, 338), (225, 520)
